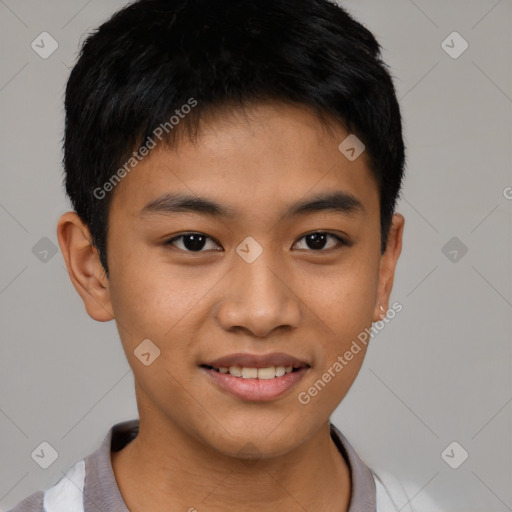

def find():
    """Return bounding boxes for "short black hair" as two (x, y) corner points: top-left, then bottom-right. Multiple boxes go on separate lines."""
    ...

(64, 0), (405, 273)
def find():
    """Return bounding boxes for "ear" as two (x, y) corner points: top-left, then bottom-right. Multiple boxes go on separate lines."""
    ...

(57, 211), (114, 322)
(372, 213), (405, 322)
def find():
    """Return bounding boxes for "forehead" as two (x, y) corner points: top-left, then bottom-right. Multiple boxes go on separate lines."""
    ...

(109, 102), (379, 222)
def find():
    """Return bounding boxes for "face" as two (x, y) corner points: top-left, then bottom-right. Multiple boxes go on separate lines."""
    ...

(60, 101), (403, 459)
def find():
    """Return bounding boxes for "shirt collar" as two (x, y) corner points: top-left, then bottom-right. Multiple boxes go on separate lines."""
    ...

(330, 423), (377, 512)
(84, 419), (376, 512)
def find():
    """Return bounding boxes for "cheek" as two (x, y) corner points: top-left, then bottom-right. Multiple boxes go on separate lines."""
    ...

(294, 271), (376, 415)
(108, 237), (179, 324)
(304, 260), (379, 349)
(107, 245), (220, 366)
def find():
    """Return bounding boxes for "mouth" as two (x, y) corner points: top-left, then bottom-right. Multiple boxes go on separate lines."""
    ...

(199, 352), (311, 401)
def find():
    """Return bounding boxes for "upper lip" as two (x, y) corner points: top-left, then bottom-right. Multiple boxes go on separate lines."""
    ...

(202, 352), (311, 369)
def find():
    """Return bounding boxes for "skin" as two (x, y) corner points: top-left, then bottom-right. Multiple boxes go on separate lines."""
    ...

(57, 101), (404, 512)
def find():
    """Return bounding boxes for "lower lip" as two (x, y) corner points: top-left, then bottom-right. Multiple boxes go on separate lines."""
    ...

(201, 367), (309, 402)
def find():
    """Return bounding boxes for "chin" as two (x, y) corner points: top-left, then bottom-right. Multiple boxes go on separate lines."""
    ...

(196, 414), (309, 461)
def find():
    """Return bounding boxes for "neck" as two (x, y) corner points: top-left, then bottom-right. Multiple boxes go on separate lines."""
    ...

(111, 416), (351, 512)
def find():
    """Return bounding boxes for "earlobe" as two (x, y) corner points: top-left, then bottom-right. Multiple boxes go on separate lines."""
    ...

(57, 211), (114, 322)
(373, 213), (405, 323)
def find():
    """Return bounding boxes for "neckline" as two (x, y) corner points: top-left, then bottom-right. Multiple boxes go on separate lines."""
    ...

(84, 419), (376, 512)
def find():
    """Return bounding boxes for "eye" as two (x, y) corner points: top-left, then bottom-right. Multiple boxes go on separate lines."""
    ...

(293, 232), (346, 251)
(164, 231), (347, 253)
(164, 233), (221, 252)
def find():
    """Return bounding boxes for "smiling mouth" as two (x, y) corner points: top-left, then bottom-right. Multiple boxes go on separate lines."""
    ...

(200, 364), (306, 380)
(200, 354), (311, 401)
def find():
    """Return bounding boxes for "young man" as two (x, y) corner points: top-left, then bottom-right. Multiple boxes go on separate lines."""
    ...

(9, 0), (441, 510)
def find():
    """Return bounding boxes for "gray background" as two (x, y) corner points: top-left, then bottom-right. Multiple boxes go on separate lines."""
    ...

(0, 0), (511, 510)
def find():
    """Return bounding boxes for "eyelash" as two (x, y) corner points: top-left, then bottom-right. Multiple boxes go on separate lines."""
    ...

(163, 232), (348, 253)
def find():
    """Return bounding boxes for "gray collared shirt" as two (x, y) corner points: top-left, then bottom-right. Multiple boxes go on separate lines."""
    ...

(8, 419), (378, 512)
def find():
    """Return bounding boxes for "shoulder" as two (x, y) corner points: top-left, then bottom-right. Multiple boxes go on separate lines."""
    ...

(6, 459), (86, 512)
(6, 419), (135, 512)
(372, 468), (444, 512)
(6, 490), (44, 512)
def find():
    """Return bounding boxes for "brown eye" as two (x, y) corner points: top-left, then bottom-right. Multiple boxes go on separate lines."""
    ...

(165, 233), (221, 252)
(293, 232), (345, 251)
(164, 231), (347, 253)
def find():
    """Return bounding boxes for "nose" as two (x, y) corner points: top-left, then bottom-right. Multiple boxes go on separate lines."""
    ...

(215, 252), (302, 338)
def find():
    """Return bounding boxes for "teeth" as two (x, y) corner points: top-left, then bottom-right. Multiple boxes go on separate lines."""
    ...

(242, 367), (258, 379)
(229, 365), (242, 377)
(257, 367), (277, 380)
(214, 365), (296, 379)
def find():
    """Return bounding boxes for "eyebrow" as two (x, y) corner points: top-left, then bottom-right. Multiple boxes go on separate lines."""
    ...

(140, 191), (366, 219)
